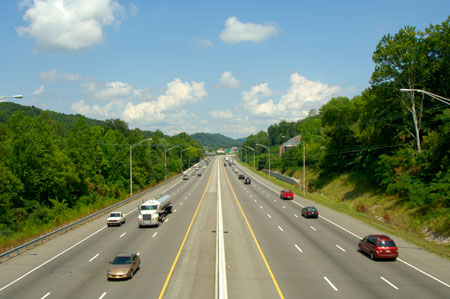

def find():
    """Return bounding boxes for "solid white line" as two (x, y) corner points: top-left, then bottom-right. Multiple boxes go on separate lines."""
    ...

(216, 161), (228, 299)
(324, 277), (338, 291)
(335, 245), (346, 252)
(278, 226), (284, 232)
(89, 253), (99, 262)
(119, 232), (126, 238)
(152, 232), (158, 238)
(397, 258), (450, 288)
(41, 292), (51, 299)
(294, 244), (303, 253)
(124, 207), (137, 216)
(310, 226), (317, 231)
(380, 277), (399, 290)
(99, 292), (107, 299)
(0, 226), (107, 292)
(294, 214), (298, 218)
(267, 214), (272, 219)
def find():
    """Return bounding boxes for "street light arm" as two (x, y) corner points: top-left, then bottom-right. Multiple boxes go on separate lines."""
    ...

(400, 88), (450, 106)
(0, 94), (23, 101)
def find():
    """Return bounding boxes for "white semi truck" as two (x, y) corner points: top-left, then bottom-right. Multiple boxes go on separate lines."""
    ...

(137, 194), (173, 227)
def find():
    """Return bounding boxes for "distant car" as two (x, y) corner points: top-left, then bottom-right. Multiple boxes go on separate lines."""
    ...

(358, 235), (398, 261)
(107, 212), (126, 226)
(301, 207), (318, 218)
(224, 163), (227, 167)
(203, 166), (206, 169)
(280, 189), (294, 200)
(107, 252), (140, 280)
(244, 177), (251, 184)
(183, 174), (189, 180)
(192, 171), (196, 175)
(197, 173), (202, 177)
(234, 168), (238, 173)
(238, 174), (245, 179)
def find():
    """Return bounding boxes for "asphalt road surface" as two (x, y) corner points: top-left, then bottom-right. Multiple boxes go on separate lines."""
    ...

(0, 157), (449, 299)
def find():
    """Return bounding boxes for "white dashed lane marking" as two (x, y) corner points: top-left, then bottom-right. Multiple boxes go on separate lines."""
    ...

(267, 214), (271, 219)
(152, 232), (158, 238)
(40, 292), (51, 299)
(294, 244), (303, 253)
(278, 226), (284, 232)
(119, 232), (126, 238)
(310, 226), (317, 231)
(324, 277), (338, 291)
(380, 277), (399, 290)
(89, 253), (99, 262)
(335, 245), (346, 252)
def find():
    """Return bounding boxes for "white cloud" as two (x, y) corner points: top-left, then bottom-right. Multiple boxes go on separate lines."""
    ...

(223, 124), (257, 136)
(38, 69), (82, 82)
(190, 37), (213, 47)
(210, 110), (233, 119)
(218, 71), (240, 88)
(82, 80), (151, 101)
(70, 99), (117, 119)
(241, 73), (342, 119)
(31, 85), (44, 96)
(220, 16), (280, 43)
(16, 0), (130, 52)
(123, 79), (207, 122)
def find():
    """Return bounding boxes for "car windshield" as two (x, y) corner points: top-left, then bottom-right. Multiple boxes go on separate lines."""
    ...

(112, 256), (131, 265)
(109, 213), (121, 217)
(307, 207), (316, 211)
(378, 240), (396, 247)
(141, 205), (157, 211)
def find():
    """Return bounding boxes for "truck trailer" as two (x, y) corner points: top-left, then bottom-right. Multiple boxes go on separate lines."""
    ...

(138, 194), (172, 227)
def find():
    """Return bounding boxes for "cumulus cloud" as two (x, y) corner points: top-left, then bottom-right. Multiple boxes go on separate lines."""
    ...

(220, 16), (280, 43)
(16, 0), (131, 52)
(70, 99), (118, 119)
(31, 85), (45, 96)
(218, 71), (240, 88)
(82, 80), (152, 101)
(123, 79), (207, 122)
(241, 73), (342, 119)
(190, 37), (213, 47)
(38, 69), (82, 82)
(210, 110), (233, 119)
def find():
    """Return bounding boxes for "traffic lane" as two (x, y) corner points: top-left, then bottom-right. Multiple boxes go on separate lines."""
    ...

(227, 173), (380, 299)
(232, 172), (450, 298)
(0, 173), (203, 298)
(221, 165), (282, 298)
(162, 161), (217, 298)
(237, 163), (450, 287)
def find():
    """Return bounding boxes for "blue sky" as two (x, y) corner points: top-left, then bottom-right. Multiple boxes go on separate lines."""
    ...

(1, 0), (449, 138)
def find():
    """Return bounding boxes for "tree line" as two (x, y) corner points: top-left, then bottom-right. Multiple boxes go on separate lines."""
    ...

(0, 111), (203, 248)
(241, 17), (449, 233)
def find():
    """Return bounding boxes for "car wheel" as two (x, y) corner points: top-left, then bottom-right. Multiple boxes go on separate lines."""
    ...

(357, 245), (362, 252)
(370, 251), (375, 260)
(130, 270), (133, 278)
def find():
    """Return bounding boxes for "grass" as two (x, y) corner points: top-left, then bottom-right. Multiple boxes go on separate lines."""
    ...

(240, 162), (450, 260)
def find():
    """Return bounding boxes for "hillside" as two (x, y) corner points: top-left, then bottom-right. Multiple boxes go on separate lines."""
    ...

(190, 133), (242, 148)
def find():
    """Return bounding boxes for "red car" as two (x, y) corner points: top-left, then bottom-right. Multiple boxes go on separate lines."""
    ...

(280, 189), (294, 200)
(358, 235), (398, 261)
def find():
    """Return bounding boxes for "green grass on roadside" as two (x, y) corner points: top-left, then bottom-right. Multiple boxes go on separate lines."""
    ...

(239, 161), (450, 260)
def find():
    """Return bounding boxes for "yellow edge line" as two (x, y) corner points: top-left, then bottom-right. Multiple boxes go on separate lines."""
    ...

(158, 162), (215, 299)
(223, 166), (285, 299)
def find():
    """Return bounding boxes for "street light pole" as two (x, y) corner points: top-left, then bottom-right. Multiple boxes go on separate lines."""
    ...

(256, 144), (270, 180)
(0, 95), (23, 102)
(303, 142), (306, 196)
(180, 147), (192, 172)
(400, 88), (450, 106)
(245, 146), (255, 171)
(130, 138), (152, 197)
(165, 146), (179, 181)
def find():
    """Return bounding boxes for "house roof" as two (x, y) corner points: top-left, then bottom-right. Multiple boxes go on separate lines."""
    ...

(281, 135), (301, 147)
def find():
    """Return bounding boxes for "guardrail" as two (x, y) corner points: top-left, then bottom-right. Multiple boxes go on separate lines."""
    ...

(0, 174), (181, 263)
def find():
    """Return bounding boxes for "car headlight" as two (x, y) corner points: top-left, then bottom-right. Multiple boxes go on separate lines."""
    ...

(138, 215), (143, 220)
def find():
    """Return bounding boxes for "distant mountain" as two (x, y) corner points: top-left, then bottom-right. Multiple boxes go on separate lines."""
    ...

(0, 102), (104, 128)
(235, 137), (247, 143)
(190, 133), (242, 149)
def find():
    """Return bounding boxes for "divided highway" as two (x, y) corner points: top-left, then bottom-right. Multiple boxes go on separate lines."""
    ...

(0, 157), (449, 298)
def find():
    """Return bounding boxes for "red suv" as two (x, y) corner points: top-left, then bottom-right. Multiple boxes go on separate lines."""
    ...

(358, 235), (398, 261)
(280, 189), (294, 200)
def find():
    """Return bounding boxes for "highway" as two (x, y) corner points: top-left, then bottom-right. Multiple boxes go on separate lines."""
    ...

(0, 157), (449, 298)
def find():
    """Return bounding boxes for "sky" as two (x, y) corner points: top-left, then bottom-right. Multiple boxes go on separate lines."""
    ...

(1, 0), (449, 139)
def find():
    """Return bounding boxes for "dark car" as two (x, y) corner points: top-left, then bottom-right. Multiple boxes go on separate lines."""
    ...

(302, 206), (319, 218)
(280, 189), (294, 200)
(107, 252), (140, 280)
(238, 174), (245, 179)
(197, 172), (202, 176)
(244, 177), (251, 184)
(358, 235), (398, 261)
